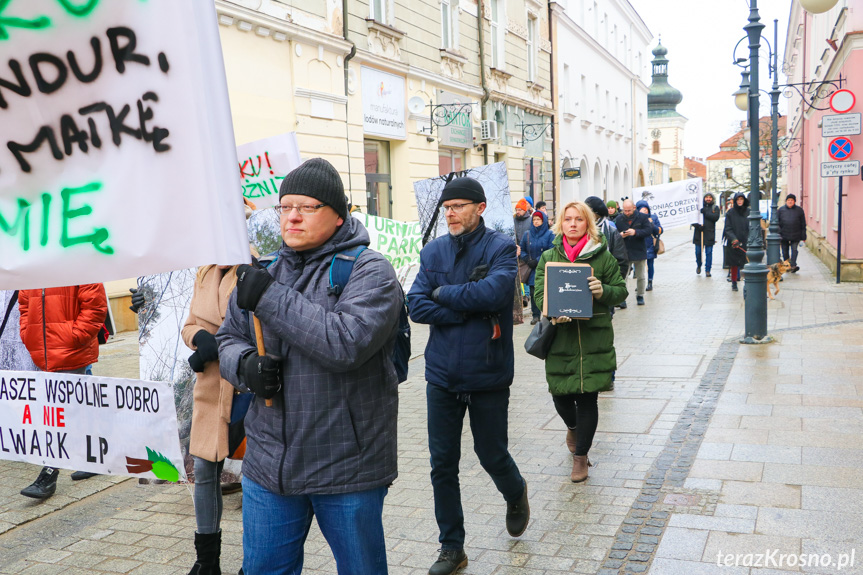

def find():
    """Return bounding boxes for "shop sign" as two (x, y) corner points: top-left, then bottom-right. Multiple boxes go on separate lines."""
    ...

(362, 67), (406, 139)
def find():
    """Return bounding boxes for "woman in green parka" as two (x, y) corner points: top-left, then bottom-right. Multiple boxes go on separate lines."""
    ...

(534, 201), (627, 483)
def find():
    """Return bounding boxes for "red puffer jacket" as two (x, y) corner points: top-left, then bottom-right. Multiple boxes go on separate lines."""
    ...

(19, 284), (107, 372)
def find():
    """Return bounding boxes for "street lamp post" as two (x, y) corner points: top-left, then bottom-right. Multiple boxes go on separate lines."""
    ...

(741, 0), (770, 343)
(765, 21), (782, 266)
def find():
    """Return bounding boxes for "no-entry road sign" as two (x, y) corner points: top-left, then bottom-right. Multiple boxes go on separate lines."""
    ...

(828, 137), (854, 161)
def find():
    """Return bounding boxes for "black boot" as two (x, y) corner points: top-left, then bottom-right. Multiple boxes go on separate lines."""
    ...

(188, 531), (221, 575)
(646, 280), (653, 291)
(21, 466), (59, 499)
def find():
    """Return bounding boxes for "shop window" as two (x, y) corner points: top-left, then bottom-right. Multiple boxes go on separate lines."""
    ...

(364, 140), (392, 218)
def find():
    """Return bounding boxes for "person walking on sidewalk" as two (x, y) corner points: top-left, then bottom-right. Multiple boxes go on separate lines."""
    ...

(692, 193), (720, 277)
(519, 210), (555, 325)
(217, 159), (403, 575)
(408, 176), (530, 575)
(637, 200), (662, 292)
(585, 196), (629, 285)
(615, 199), (652, 306)
(723, 192), (750, 292)
(534, 202), (627, 482)
(778, 193), (806, 272)
(18, 284), (107, 499)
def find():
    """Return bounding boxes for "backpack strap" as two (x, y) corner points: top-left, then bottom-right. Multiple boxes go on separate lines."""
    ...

(328, 246), (367, 296)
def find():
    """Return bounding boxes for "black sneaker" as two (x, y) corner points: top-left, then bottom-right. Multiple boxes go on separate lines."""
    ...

(21, 467), (59, 499)
(429, 548), (468, 575)
(618, 301), (627, 309)
(506, 480), (530, 537)
(732, 282), (739, 292)
(70, 471), (99, 481)
(696, 266), (701, 275)
(636, 296), (645, 306)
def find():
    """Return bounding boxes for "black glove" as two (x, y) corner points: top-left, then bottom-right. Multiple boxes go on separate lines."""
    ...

(431, 287), (442, 303)
(241, 352), (283, 399)
(188, 330), (219, 372)
(468, 264), (490, 282)
(129, 288), (146, 313)
(236, 263), (275, 311)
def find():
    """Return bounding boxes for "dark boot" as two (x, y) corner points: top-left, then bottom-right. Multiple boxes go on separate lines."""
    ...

(646, 280), (653, 291)
(188, 531), (221, 575)
(505, 480), (530, 537)
(429, 548), (468, 575)
(21, 467), (59, 500)
(571, 455), (592, 483)
(731, 282), (738, 292)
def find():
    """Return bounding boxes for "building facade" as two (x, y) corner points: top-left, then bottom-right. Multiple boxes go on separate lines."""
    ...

(215, 0), (553, 223)
(551, 0), (651, 205)
(646, 41), (687, 183)
(783, 0), (863, 280)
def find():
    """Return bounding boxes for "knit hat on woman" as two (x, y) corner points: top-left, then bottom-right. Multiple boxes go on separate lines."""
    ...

(606, 200), (618, 209)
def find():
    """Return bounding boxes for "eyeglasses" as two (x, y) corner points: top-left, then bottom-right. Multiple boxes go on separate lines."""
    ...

(440, 202), (476, 215)
(274, 203), (327, 216)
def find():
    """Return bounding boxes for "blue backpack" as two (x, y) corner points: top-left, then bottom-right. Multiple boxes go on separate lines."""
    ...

(328, 246), (411, 383)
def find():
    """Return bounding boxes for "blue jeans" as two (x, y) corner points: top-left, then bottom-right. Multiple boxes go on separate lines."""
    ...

(695, 244), (713, 272)
(241, 476), (388, 575)
(427, 384), (524, 550)
(780, 240), (799, 267)
(646, 258), (655, 281)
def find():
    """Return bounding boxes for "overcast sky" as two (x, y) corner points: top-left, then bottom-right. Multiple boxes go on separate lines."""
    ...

(632, 0), (792, 160)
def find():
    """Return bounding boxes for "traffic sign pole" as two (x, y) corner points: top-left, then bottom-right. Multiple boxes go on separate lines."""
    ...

(837, 176), (843, 284)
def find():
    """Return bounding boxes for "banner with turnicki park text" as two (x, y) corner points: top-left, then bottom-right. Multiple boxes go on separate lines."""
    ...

(0, 0), (249, 290)
(632, 178), (704, 230)
(0, 370), (185, 481)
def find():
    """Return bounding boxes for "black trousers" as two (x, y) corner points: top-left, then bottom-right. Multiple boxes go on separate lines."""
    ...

(552, 392), (599, 456)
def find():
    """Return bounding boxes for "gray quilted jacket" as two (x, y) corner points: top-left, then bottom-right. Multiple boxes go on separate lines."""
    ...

(217, 217), (402, 495)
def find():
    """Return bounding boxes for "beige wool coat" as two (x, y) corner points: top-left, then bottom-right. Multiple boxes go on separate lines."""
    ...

(181, 266), (239, 462)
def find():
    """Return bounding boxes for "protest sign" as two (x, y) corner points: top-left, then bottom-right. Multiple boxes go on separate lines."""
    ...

(413, 162), (515, 242)
(632, 178), (703, 231)
(0, 0), (250, 291)
(352, 213), (422, 291)
(0, 370), (185, 481)
(237, 133), (302, 209)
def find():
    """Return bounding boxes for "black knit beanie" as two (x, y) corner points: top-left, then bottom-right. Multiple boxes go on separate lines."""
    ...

(440, 176), (486, 204)
(585, 196), (609, 219)
(279, 158), (348, 219)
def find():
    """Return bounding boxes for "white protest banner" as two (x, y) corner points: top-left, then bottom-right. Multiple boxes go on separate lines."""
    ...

(0, 1), (249, 291)
(238, 133), (302, 209)
(0, 370), (185, 481)
(632, 178), (703, 230)
(352, 213), (422, 291)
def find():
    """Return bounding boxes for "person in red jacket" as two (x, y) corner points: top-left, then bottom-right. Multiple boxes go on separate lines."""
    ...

(18, 283), (108, 499)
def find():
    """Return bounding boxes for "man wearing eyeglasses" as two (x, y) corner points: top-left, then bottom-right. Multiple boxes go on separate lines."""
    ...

(408, 177), (529, 575)
(216, 158), (403, 575)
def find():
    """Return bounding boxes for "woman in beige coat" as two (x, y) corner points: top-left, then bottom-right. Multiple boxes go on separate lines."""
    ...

(181, 199), (258, 575)
(181, 262), (242, 575)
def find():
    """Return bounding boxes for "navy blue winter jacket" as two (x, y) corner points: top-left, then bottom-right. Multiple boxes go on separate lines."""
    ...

(408, 218), (517, 392)
(636, 200), (662, 259)
(518, 212), (555, 285)
(614, 208), (653, 261)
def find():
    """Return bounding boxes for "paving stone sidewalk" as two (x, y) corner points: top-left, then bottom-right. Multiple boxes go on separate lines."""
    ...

(1, 226), (862, 574)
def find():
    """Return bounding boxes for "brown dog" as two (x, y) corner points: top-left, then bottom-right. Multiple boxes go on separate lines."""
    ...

(766, 260), (792, 299)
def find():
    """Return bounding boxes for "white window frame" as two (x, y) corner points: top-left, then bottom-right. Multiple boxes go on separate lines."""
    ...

(491, 0), (505, 69)
(441, 0), (456, 50)
(527, 14), (537, 82)
(371, 0), (388, 24)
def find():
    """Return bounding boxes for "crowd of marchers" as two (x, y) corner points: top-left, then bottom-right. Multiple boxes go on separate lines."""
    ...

(5, 157), (811, 575)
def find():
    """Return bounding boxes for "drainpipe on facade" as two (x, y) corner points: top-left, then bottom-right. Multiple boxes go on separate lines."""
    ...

(800, 7), (806, 209)
(548, 3), (559, 210)
(343, 0), (357, 202)
(477, 0), (490, 166)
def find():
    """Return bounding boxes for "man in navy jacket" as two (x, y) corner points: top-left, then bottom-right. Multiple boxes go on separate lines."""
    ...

(408, 177), (529, 575)
(615, 199), (654, 306)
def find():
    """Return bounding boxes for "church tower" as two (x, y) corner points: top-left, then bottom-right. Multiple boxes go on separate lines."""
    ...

(647, 40), (688, 183)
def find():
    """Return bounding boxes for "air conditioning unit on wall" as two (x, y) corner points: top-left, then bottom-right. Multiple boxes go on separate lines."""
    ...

(480, 120), (498, 141)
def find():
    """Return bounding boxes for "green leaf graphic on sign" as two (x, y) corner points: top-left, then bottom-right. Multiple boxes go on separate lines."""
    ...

(0, 0), (50, 40)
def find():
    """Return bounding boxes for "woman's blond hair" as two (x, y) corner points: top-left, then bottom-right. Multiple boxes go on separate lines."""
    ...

(553, 201), (601, 244)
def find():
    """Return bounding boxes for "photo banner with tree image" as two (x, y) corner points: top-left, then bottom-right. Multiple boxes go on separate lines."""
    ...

(413, 162), (516, 242)
(0, 370), (185, 481)
(238, 133), (302, 209)
(0, 0), (250, 291)
(632, 178), (704, 231)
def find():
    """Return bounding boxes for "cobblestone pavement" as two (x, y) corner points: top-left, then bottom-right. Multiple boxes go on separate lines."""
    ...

(2, 225), (863, 574)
